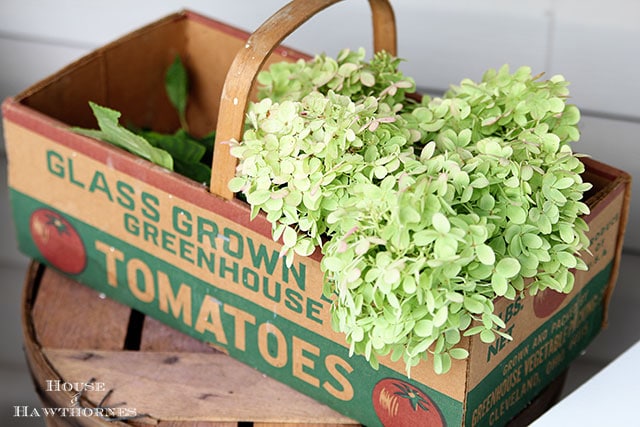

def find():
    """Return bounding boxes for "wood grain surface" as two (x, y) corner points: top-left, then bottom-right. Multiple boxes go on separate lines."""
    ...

(23, 262), (359, 427)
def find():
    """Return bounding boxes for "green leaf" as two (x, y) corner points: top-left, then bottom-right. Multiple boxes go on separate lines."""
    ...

(463, 296), (485, 314)
(382, 268), (401, 287)
(139, 129), (204, 164)
(246, 189), (271, 205)
(322, 256), (344, 272)
(433, 352), (451, 374)
(495, 257), (521, 278)
(414, 319), (433, 337)
(557, 251), (577, 268)
(166, 55), (189, 130)
(74, 102), (173, 170)
(399, 206), (421, 224)
(360, 71), (375, 87)
(506, 205), (526, 224)
(174, 158), (211, 183)
(433, 305), (448, 327)
(522, 233), (543, 249)
(476, 244), (495, 265)
(295, 238), (316, 257)
(471, 176), (490, 189)
(562, 104), (581, 125)
(432, 212), (451, 234)
(491, 273), (509, 296)
(283, 226), (298, 248)
(463, 326), (485, 337)
(480, 329), (496, 343)
(449, 348), (469, 360)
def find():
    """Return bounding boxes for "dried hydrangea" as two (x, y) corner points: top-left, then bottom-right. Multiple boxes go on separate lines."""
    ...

(230, 50), (590, 374)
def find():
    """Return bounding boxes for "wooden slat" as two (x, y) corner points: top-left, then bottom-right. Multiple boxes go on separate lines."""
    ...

(155, 422), (238, 427)
(140, 315), (220, 353)
(24, 262), (361, 426)
(255, 424), (359, 427)
(22, 263), (132, 427)
(32, 268), (131, 350)
(43, 349), (358, 425)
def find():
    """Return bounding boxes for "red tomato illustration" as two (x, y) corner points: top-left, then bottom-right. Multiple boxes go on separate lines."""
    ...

(29, 208), (87, 274)
(373, 378), (445, 427)
(533, 288), (568, 318)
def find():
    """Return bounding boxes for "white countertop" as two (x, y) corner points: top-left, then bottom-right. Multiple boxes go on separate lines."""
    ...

(532, 340), (640, 426)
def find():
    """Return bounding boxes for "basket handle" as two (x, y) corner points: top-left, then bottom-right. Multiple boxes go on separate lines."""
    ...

(209, 0), (397, 199)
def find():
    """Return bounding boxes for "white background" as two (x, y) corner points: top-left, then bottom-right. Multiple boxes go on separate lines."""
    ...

(1, 1), (638, 425)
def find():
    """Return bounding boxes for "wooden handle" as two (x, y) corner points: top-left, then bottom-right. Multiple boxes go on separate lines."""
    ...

(210, 0), (397, 199)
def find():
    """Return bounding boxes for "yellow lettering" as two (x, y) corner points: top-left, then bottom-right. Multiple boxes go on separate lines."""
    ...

(258, 323), (287, 368)
(126, 258), (155, 303)
(292, 336), (320, 388)
(157, 271), (192, 326)
(223, 305), (256, 351)
(323, 355), (354, 401)
(94, 241), (124, 287)
(194, 296), (228, 345)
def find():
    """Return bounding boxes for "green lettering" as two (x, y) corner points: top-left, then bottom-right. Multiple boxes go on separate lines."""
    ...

(282, 262), (306, 291)
(223, 227), (244, 259)
(162, 230), (176, 255)
(141, 192), (160, 222)
(219, 257), (239, 283)
(116, 181), (135, 210)
(88, 171), (113, 201)
(180, 239), (195, 263)
(123, 213), (139, 235)
(197, 247), (215, 273)
(247, 238), (279, 274)
(487, 340), (500, 363)
(242, 267), (260, 292)
(263, 277), (281, 302)
(306, 298), (323, 324)
(67, 158), (85, 188)
(46, 150), (65, 178)
(197, 217), (219, 249)
(284, 288), (303, 314)
(143, 221), (158, 245)
(172, 206), (192, 236)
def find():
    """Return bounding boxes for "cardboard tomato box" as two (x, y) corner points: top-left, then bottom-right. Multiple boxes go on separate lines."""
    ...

(2, 5), (631, 427)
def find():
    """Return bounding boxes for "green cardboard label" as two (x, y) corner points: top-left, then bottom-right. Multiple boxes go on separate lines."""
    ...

(11, 189), (463, 427)
(466, 263), (612, 426)
(6, 121), (622, 426)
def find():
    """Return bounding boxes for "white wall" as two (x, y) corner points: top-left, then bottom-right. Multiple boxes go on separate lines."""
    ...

(0, 0), (638, 366)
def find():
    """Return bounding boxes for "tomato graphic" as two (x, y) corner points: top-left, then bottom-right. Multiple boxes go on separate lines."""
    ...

(29, 208), (87, 274)
(533, 288), (568, 318)
(372, 378), (445, 427)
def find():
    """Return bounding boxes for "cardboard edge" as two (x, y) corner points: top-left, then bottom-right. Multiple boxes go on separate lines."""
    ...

(580, 157), (632, 327)
(461, 336), (475, 426)
(182, 9), (310, 63)
(12, 12), (188, 104)
(8, 9), (310, 107)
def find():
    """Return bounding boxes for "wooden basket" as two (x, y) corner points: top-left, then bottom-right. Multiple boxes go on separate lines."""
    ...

(21, 261), (360, 427)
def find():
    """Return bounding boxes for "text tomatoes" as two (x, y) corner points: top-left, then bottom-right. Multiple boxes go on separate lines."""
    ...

(372, 378), (445, 427)
(30, 208), (87, 274)
(533, 288), (568, 318)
